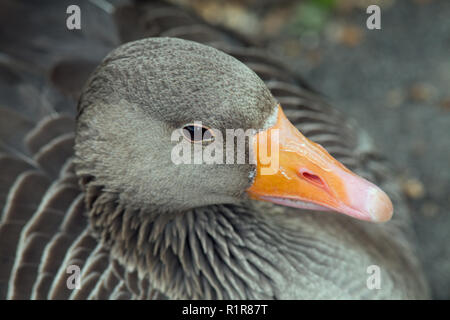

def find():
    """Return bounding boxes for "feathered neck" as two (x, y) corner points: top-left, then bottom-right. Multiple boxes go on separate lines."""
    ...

(81, 178), (308, 299)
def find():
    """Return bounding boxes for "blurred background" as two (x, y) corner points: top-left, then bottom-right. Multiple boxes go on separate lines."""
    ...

(169, 0), (450, 299)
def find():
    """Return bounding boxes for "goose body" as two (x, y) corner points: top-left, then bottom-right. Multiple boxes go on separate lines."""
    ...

(0, 0), (429, 299)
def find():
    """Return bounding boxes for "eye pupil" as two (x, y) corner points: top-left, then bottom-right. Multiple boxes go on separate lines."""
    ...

(183, 125), (214, 142)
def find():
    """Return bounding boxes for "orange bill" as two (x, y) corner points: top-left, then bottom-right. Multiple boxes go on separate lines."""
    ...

(247, 105), (393, 222)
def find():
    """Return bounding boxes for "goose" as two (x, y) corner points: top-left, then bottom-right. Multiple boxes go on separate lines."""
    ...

(0, 0), (429, 299)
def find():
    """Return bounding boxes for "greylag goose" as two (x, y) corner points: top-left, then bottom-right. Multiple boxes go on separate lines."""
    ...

(0, 0), (429, 299)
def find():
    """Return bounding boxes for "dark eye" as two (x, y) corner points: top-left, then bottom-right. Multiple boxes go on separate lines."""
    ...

(182, 124), (215, 143)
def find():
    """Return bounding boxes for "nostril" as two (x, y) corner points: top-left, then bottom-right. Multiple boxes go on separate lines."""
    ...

(299, 170), (326, 188)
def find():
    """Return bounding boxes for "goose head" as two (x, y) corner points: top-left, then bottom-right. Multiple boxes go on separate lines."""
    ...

(75, 37), (393, 223)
